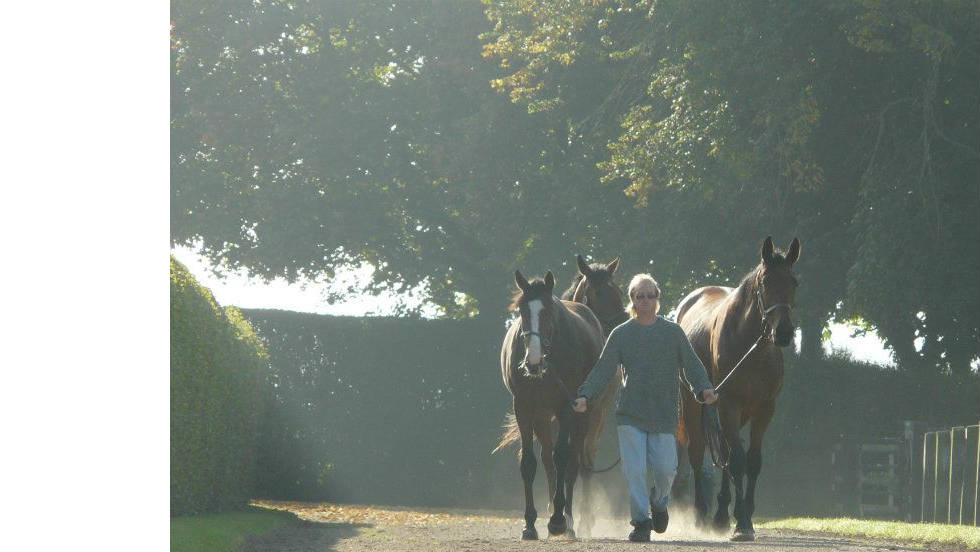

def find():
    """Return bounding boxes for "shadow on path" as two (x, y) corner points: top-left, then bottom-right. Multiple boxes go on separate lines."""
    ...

(237, 519), (371, 552)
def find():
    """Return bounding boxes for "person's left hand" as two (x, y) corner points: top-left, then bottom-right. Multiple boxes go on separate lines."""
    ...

(701, 388), (719, 404)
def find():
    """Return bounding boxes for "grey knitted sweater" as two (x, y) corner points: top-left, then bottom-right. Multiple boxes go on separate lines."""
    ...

(577, 316), (713, 434)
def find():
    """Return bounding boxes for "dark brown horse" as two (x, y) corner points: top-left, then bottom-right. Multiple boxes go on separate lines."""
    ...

(494, 270), (605, 540)
(676, 236), (801, 541)
(562, 255), (629, 338)
(560, 255), (628, 536)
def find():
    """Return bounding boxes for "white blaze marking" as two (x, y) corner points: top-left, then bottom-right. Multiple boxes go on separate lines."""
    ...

(526, 299), (543, 365)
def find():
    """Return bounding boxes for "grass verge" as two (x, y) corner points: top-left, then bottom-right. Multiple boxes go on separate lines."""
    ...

(170, 506), (297, 552)
(758, 517), (978, 549)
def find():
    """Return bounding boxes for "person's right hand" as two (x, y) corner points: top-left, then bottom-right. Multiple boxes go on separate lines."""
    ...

(702, 388), (719, 405)
(572, 396), (588, 413)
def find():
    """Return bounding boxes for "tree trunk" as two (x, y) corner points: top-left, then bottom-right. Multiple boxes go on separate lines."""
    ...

(798, 314), (825, 360)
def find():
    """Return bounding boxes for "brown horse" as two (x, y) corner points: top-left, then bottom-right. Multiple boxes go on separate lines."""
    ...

(562, 255), (629, 338)
(494, 270), (605, 540)
(676, 236), (801, 541)
(560, 255), (628, 536)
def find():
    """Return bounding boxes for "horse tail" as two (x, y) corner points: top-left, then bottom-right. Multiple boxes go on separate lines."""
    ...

(491, 410), (522, 456)
(676, 408), (689, 447)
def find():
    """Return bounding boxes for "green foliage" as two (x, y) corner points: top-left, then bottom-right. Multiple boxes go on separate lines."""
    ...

(170, 507), (296, 552)
(483, 0), (979, 374)
(171, 0), (629, 318)
(171, 0), (978, 374)
(171, 257), (268, 515)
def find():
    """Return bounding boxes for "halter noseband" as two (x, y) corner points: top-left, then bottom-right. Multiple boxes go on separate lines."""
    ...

(755, 285), (792, 335)
(518, 303), (554, 379)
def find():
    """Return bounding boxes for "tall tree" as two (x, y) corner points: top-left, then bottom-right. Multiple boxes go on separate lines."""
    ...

(172, 0), (632, 319)
(481, 0), (978, 372)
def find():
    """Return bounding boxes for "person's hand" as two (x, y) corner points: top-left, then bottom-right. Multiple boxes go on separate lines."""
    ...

(572, 396), (588, 413)
(702, 388), (718, 405)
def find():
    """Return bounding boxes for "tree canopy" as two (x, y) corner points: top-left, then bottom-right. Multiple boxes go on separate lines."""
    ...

(171, 0), (978, 374)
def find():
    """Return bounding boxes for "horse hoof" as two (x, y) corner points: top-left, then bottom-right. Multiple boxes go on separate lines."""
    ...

(547, 519), (567, 536)
(522, 527), (538, 540)
(730, 529), (755, 542)
(712, 516), (729, 532)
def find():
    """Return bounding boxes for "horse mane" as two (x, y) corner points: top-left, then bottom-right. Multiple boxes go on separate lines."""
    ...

(560, 273), (585, 300)
(507, 288), (524, 312)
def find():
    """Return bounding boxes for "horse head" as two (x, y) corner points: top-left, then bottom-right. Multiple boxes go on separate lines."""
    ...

(756, 236), (801, 347)
(513, 269), (557, 378)
(571, 255), (628, 335)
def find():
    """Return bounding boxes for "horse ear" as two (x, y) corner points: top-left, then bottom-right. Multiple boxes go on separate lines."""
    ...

(576, 255), (591, 276)
(606, 257), (620, 274)
(786, 237), (801, 265)
(515, 270), (529, 293)
(761, 236), (774, 265)
(544, 270), (555, 292)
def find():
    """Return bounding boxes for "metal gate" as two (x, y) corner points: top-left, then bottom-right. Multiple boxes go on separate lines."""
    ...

(920, 424), (979, 525)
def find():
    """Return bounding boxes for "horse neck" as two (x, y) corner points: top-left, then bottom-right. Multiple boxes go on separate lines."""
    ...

(551, 297), (573, 338)
(721, 270), (766, 349)
(576, 281), (626, 335)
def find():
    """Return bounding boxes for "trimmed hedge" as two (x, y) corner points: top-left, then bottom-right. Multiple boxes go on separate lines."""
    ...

(171, 257), (267, 516)
(242, 309), (509, 506)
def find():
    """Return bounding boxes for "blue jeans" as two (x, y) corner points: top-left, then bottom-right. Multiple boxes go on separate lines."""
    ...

(617, 425), (678, 524)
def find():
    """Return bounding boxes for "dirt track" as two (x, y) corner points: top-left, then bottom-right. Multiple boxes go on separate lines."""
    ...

(239, 501), (932, 552)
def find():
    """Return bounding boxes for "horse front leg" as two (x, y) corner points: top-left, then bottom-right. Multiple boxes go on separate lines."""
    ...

(728, 439), (752, 541)
(743, 402), (774, 539)
(548, 405), (573, 536)
(688, 435), (712, 529)
(561, 410), (588, 539)
(713, 404), (739, 533)
(681, 396), (711, 528)
(533, 416), (557, 514)
(516, 407), (539, 540)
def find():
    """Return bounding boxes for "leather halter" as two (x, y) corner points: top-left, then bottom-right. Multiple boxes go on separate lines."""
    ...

(518, 299), (555, 379)
(755, 284), (792, 336)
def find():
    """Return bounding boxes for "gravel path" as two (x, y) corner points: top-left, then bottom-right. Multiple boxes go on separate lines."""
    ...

(239, 501), (929, 552)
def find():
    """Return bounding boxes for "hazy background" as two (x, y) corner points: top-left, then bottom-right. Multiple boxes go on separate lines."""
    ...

(168, 0), (978, 525)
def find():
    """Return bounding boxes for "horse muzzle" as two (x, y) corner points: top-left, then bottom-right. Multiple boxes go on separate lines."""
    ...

(773, 326), (795, 347)
(519, 356), (549, 379)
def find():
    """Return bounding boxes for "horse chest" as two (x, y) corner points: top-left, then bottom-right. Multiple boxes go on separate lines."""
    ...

(713, 344), (784, 404)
